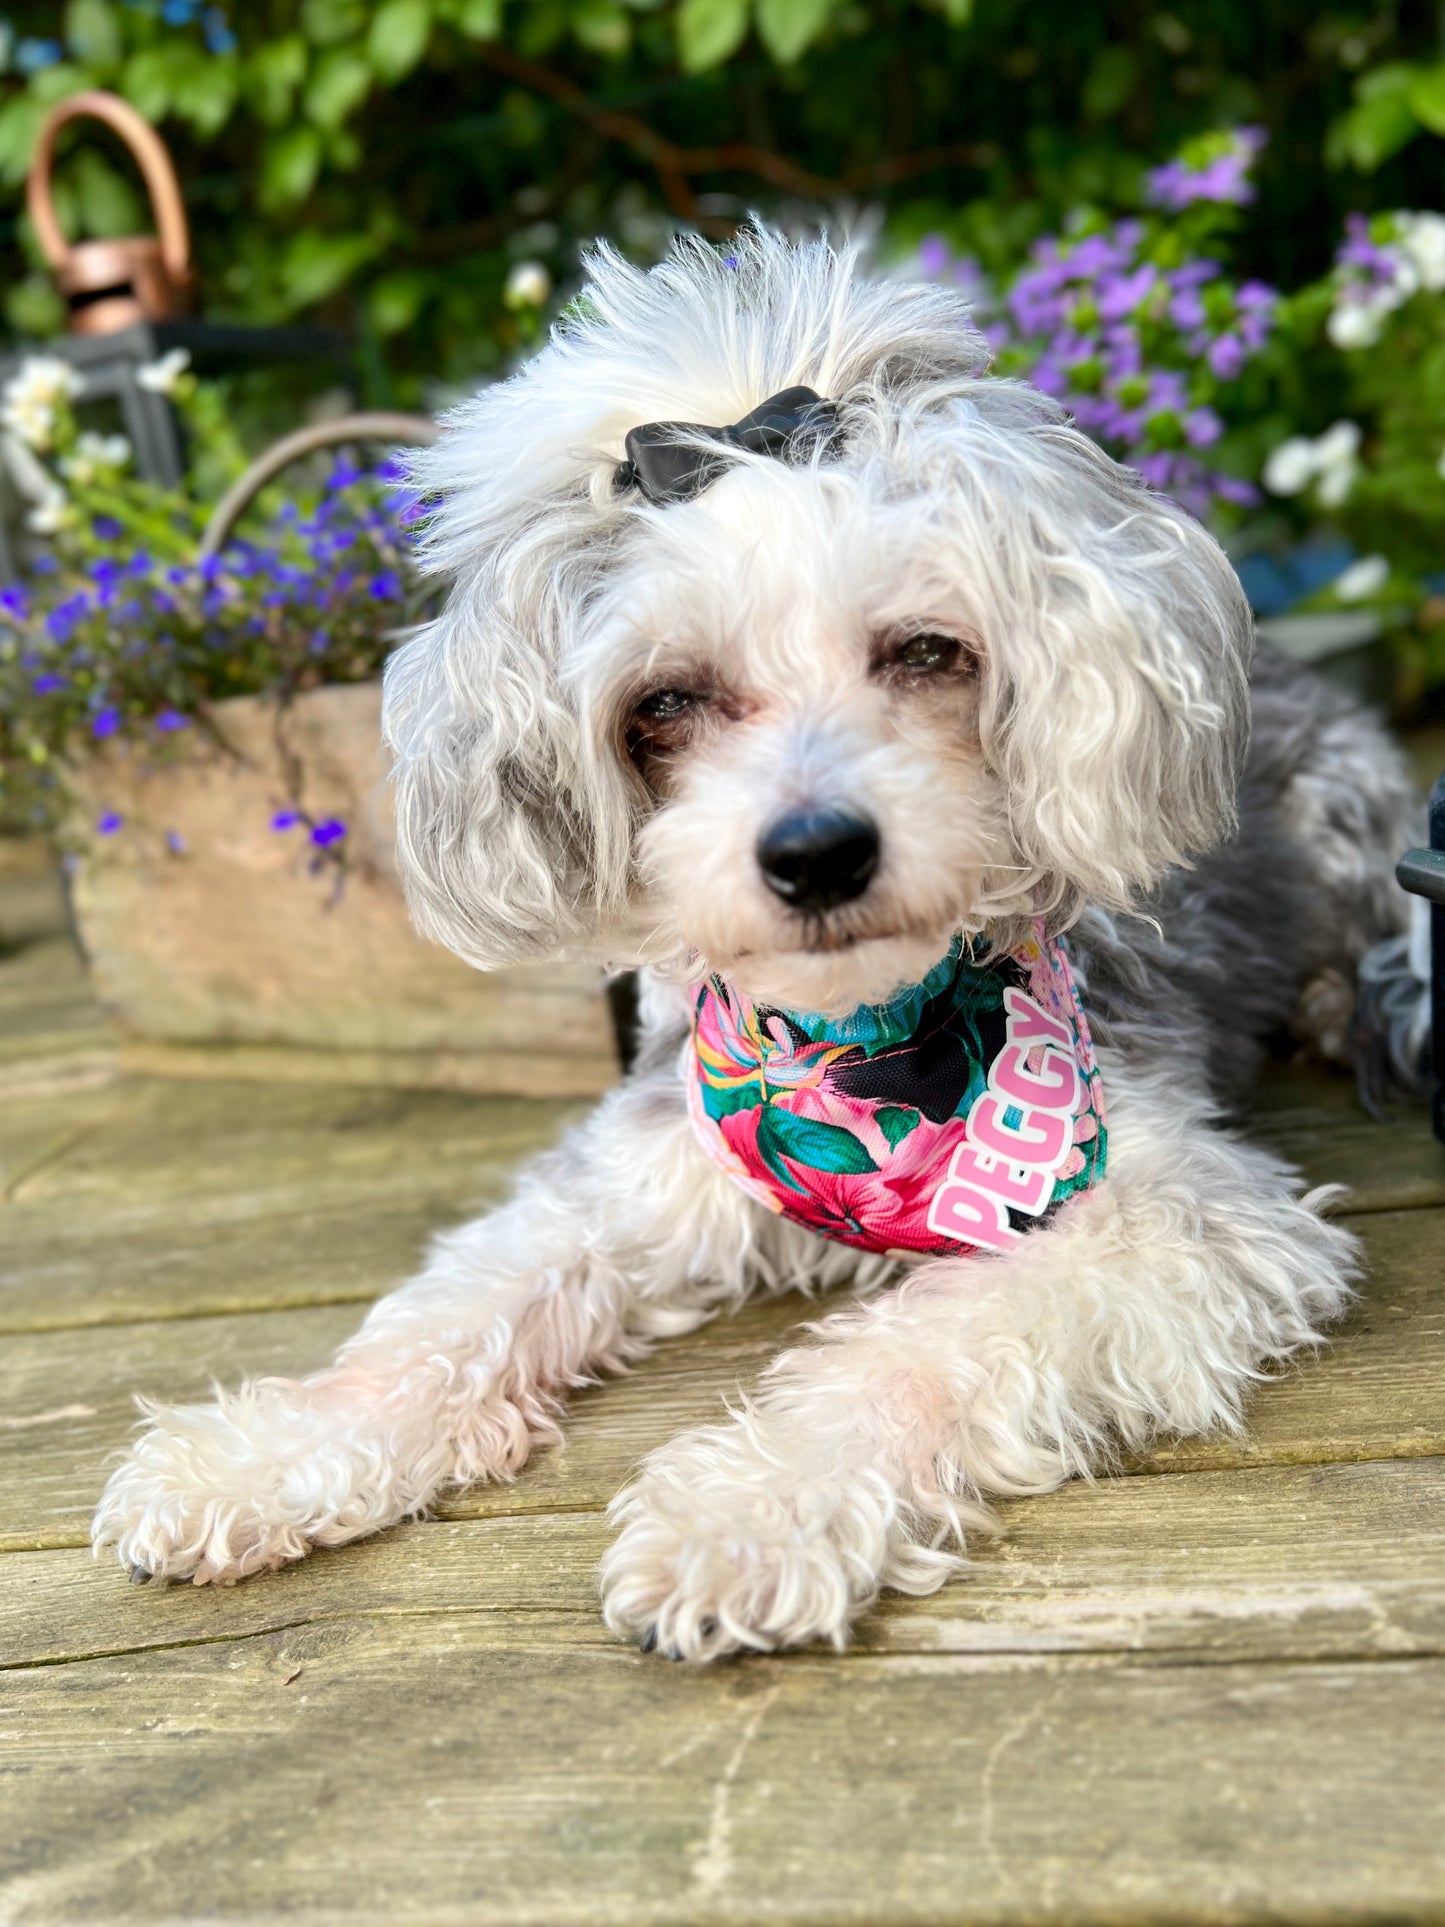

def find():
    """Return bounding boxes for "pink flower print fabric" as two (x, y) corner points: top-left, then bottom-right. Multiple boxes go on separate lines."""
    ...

(687, 926), (1108, 1259)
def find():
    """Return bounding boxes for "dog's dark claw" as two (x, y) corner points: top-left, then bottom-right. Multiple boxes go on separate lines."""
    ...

(128, 1564), (152, 1585)
(639, 1626), (658, 1653)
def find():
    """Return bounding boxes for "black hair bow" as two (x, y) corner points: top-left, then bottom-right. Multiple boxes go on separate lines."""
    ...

(614, 385), (843, 506)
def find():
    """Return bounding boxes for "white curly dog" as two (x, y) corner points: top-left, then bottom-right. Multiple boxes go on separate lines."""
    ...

(96, 229), (1417, 1660)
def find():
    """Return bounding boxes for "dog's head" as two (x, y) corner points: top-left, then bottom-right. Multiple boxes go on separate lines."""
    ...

(384, 229), (1251, 1014)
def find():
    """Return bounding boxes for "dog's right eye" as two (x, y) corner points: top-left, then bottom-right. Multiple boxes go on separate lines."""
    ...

(634, 689), (699, 721)
(624, 686), (711, 776)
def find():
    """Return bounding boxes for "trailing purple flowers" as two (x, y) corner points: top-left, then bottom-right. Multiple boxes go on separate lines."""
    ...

(0, 459), (435, 838)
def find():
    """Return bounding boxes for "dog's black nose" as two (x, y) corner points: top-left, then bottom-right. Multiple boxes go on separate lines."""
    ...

(756, 808), (880, 913)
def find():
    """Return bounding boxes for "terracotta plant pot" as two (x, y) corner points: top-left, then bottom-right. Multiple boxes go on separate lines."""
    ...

(66, 680), (620, 1096)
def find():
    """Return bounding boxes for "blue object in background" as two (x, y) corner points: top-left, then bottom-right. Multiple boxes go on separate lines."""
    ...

(1234, 539), (1355, 616)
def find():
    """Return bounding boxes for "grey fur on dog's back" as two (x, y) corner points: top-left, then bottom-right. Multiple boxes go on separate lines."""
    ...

(1071, 644), (1419, 1110)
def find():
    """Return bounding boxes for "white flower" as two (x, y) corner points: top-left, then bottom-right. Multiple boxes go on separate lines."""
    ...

(1334, 554), (1389, 601)
(503, 261), (552, 310)
(1326, 298), (1386, 349)
(1398, 212), (1445, 292)
(0, 354), (81, 451)
(1314, 419), (1362, 466)
(1316, 458), (1358, 509)
(26, 489), (70, 535)
(1263, 436), (1317, 495)
(1314, 420), (1361, 507)
(1262, 420), (1360, 507)
(60, 431), (132, 485)
(135, 347), (191, 395)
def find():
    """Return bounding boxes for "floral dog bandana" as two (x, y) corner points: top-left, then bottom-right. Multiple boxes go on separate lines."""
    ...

(687, 927), (1107, 1259)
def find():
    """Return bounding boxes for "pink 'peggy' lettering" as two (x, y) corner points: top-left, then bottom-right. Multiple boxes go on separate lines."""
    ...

(924, 989), (1084, 1251)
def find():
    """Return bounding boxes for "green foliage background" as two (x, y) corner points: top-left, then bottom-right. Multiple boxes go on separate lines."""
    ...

(3, 0), (1445, 405)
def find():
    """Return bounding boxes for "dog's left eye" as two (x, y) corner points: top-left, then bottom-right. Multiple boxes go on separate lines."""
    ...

(893, 633), (959, 672)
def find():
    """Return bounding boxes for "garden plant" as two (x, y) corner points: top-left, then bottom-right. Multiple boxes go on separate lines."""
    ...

(6, 0), (1445, 861)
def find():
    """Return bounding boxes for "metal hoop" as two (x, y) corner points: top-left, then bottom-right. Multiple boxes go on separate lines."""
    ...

(197, 413), (441, 562)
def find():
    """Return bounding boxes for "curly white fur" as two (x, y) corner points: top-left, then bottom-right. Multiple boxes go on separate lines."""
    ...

(96, 228), (1403, 1659)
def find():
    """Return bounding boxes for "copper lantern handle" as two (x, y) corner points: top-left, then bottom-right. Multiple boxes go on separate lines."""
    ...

(27, 90), (191, 286)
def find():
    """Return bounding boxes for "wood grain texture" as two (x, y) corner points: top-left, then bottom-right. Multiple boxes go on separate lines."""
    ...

(0, 936), (117, 1098)
(1131, 1205), (1445, 1473)
(1248, 1060), (1445, 1214)
(8, 1455), (1445, 1671)
(2, 1074), (583, 1222)
(4, 1621), (1444, 1926)
(0, 1078), (585, 1332)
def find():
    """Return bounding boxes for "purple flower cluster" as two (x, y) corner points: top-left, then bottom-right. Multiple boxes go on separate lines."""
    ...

(916, 132), (1275, 516)
(1144, 127), (1266, 212)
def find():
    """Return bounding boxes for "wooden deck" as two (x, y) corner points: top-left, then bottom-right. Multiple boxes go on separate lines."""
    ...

(3, 841), (1445, 1926)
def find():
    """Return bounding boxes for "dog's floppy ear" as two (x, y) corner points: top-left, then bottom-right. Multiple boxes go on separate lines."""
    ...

(978, 419), (1253, 926)
(382, 581), (622, 970)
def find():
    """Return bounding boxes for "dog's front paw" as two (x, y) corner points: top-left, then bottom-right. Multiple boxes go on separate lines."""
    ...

(600, 1421), (895, 1660)
(93, 1389), (362, 1585)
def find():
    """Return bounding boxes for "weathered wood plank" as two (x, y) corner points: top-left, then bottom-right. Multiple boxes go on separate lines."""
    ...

(0, 1303), (366, 1552)
(3, 1075), (582, 1220)
(865, 1450), (1445, 1658)
(8, 1455), (1445, 1672)
(116, 1033), (619, 1098)
(0, 936), (117, 1098)
(2, 1513), (604, 1667)
(3, 1196), (460, 1333)
(0, 1078), (586, 1330)
(3, 1205), (1443, 1551)
(0, 1081), (143, 1204)
(1248, 1062), (1445, 1214)
(4, 1622), (1444, 1926)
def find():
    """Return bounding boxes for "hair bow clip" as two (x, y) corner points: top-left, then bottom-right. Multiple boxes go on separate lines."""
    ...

(614, 385), (844, 506)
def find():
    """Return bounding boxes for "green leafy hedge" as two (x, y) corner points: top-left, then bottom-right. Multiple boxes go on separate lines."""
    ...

(4, 0), (1445, 401)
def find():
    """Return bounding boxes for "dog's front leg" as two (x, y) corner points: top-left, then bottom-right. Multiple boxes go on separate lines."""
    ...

(602, 1069), (1363, 1659)
(94, 1070), (773, 1585)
